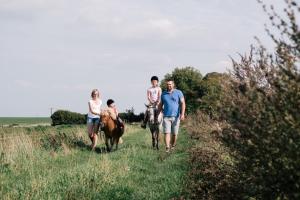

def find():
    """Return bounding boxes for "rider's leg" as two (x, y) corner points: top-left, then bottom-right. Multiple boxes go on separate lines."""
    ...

(141, 110), (148, 129)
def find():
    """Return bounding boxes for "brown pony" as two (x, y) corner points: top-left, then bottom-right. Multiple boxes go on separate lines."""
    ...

(100, 110), (124, 152)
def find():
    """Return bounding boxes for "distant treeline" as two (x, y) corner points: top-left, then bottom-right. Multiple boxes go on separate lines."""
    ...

(50, 109), (144, 126)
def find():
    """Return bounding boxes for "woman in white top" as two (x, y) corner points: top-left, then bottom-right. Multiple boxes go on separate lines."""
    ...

(87, 89), (102, 150)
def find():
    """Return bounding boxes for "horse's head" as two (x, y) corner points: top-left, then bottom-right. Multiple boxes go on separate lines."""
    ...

(100, 110), (111, 127)
(145, 104), (158, 124)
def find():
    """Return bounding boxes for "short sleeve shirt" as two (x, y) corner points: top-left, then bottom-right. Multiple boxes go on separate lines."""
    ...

(161, 89), (184, 117)
(147, 86), (161, 103)
(88, 99), (102, 118)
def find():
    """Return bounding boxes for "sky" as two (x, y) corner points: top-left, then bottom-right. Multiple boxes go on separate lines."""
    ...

(0, 0), (286, 117)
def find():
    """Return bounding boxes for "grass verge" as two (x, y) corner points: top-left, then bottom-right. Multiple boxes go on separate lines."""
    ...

(0, 124), (190, 200)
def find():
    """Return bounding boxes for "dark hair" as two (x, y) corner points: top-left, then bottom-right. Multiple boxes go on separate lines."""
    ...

(166, 78), (174, 82)
(150, 76), (159, 81)
(107, 99), (114, 106)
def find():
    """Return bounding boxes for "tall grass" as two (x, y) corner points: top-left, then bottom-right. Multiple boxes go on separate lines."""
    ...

(0, 124), (190, 199)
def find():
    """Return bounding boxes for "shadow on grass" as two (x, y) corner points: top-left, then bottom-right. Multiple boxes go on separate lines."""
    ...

(72, 140), (104, 154)
(73, 139), (127, 154)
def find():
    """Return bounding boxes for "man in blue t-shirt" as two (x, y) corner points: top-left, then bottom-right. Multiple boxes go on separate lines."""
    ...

(158, 79), (186, 153)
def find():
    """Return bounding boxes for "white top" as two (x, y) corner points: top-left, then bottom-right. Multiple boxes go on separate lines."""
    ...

(147, 86), (162, 104)
(88, 99), (102, 118)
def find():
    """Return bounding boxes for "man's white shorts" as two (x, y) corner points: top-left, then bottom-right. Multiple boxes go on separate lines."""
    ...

(163, 117), (180, 135)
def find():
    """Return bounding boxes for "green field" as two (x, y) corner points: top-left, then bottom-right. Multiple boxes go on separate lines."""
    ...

(0, 124), (190, 199)
(0, 117), (51, 126)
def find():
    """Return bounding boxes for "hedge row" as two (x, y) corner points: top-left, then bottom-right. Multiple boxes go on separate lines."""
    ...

(51, 110), (86, 126)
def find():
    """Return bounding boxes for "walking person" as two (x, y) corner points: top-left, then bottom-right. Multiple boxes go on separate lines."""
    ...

(158, 79), (185, 152)
(87, 89), (102, 150)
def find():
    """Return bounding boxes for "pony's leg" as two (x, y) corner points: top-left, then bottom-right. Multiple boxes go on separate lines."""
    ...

(105, 137), (110, 152)
(151, 132), (156, 149)
(156, 131), (159, 150)
(115, 137), (120, 150)
(110, 138), (114, 151)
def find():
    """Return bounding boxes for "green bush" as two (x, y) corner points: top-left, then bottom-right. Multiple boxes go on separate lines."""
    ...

(51, 110), (86, 126)
(199, 72), (232, 119)
(184, 111), (238, 200)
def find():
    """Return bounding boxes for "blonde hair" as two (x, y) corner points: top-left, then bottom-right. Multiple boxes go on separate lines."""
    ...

(91, 89), (100, 98)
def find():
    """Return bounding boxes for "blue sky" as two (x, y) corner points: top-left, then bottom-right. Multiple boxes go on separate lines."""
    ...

(0, 0), (284, 116)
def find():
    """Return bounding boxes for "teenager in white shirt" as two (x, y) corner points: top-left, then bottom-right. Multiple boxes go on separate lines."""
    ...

(141, 76), (162, 129)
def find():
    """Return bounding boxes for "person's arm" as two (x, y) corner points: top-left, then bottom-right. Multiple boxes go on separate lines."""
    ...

(114, 107), (119, 116)
(180, 96), (186, 121)
(147, 89), (152, 104)
(156, 87), (162, 104)
(88, 102), (100, 116)
(157, 101), (163, 114)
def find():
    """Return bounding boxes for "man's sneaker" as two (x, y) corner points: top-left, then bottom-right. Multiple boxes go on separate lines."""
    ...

(171, 145), (176, 151)
(165, 147), (170, 153)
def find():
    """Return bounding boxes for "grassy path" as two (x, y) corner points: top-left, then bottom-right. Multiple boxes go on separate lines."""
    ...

(0, 125), (190, 200)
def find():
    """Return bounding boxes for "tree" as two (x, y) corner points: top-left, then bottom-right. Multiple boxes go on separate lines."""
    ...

(51, 110), (86, 126)
(199, 72), (232, 119)
(160, 67), (203, 114)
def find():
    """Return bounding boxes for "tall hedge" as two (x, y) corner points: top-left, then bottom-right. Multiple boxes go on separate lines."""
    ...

(51, 110), (86, 126)
(220, 1), (300, 198)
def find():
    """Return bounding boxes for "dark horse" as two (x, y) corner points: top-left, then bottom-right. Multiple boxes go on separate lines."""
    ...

(145, 104), (162, 150)
(100, 111), (124, 152)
